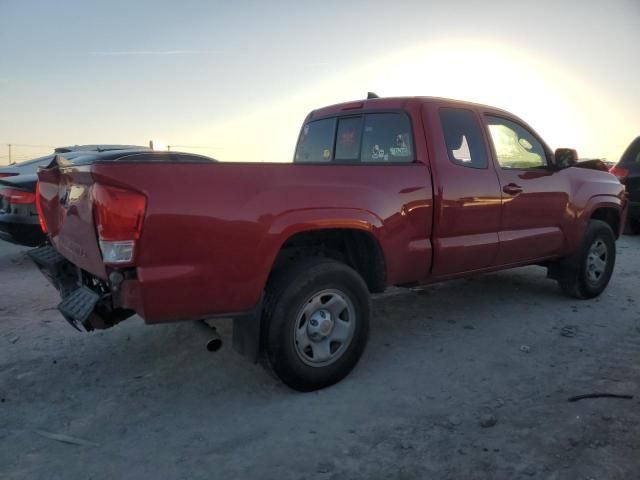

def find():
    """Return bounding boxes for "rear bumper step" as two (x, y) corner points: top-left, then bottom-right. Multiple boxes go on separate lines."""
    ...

(27, 244), (79, 297)
(58, 287), (102, 331)
(28, 245), (132, 332)
(27, 244), (67, 271)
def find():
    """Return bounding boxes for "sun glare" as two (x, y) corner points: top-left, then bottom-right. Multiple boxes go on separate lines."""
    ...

(150, 140), (168, 151)
(179, 39), (634, 163)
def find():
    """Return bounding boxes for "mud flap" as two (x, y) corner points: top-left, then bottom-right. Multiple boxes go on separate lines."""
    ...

(232, 298), (264, 364)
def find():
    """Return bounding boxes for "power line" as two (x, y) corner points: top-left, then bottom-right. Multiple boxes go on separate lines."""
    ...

(1, 143), (56, 148)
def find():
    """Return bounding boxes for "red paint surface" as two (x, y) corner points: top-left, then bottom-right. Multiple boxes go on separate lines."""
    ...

(37, 97), (626, 323)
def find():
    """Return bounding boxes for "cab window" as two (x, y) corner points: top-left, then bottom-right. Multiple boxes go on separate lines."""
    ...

(294, 112), (415, 163)
(335, 117), (363, 162)
(294, 118), (336, 162)
(361, 113), (414, 162)
(486, 116), (547, 169)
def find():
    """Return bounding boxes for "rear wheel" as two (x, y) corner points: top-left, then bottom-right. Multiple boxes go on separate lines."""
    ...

(556, 219), (616, 299)
(262, 257), (370, 391)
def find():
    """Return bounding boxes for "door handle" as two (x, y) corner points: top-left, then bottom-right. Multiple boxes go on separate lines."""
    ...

(502, 183), (523, 195)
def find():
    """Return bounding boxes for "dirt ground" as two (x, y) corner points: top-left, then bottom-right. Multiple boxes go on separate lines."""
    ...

(1, 236), (639, 480)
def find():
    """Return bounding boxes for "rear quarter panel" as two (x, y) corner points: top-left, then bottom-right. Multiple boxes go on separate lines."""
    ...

(89, 162), (433, 322)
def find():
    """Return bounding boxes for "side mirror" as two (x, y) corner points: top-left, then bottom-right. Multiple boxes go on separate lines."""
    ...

(554, 148), (578, 169)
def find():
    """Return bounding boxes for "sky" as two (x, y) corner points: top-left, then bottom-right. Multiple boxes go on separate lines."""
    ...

(0, 0), (638, 164)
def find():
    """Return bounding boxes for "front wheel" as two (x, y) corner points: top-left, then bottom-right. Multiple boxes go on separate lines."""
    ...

(556, 219), (616, 299)
(262, 257), (370, 391)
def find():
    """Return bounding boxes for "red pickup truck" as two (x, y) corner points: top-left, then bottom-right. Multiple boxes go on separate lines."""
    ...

(30, 96), (626, 391)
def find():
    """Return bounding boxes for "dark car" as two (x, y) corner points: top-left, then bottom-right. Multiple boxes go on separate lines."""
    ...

(0, 144), (149, 179)
(0, 174), (42, 246)
(0, 145), (149, 246)
(610, 136), (640, 233)
(0, 154), (56, 179)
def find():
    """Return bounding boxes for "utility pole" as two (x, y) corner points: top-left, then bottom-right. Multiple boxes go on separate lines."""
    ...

(8, 143), (12, 165)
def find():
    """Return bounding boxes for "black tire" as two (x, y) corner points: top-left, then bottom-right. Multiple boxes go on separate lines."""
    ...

(262, 257), (370, 391)
(557, 219), (616, 299)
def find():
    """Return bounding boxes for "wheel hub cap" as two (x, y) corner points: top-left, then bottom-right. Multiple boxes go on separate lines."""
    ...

(586, 238), (608, 284)
(307, 309), (334, 340)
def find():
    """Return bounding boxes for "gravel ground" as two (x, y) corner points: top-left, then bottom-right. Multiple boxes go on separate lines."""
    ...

(1, 236), (639, 480)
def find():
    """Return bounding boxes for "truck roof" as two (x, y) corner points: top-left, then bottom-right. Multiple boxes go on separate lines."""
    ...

(308, 96), (511, 120)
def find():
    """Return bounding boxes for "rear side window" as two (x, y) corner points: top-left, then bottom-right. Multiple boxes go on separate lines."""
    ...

(295, 118), (336, 162)
(335, 117), (363, 162)
(439, 108), (488, 169)
(361, 113), (414, 162)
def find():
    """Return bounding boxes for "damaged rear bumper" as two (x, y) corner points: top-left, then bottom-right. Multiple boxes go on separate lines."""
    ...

(28, 245), (133, 331)
(28, 245), (263, 362)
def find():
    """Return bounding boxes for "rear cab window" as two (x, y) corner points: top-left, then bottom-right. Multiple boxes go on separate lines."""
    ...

(294, 118), (336, 162)
(361, 114), (414, 162)
(294, 112), (414, 164)
(335, 117), (363, 162)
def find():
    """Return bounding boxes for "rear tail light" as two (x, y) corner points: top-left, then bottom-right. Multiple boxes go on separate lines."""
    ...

(0, 188), (36, 204)
(35, 181), (48, 233)
(609, 166), (629, 179)
(92, 183), (146, 264)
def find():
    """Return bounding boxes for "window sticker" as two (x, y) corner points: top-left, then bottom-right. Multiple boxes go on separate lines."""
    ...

(371, 144), (388, 161)
(341, 131), (355, 146)
(303, 125), (309, 135)
(323, 148), (331, 160)
(390, 133), (410, 157)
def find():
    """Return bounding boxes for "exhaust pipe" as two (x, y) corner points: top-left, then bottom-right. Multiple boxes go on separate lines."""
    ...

(196, 320), (223, 352)
(206, 331), (223, 352)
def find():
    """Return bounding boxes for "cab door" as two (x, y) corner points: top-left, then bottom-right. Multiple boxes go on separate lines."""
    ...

(426, 105), (503, 277)
(483, 114), (571, 265)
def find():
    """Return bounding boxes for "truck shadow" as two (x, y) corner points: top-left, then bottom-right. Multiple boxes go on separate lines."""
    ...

(8, 264), (580, 398)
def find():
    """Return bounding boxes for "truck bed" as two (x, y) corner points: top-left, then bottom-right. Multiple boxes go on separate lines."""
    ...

(37, 155), (433, 322)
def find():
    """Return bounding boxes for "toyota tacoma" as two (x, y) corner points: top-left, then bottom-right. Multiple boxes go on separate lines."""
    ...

(29, 96), (627, 391)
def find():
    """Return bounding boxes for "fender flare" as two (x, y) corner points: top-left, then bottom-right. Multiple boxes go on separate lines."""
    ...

(262, 207), (386, 275)
(577, 195), (625, 242)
